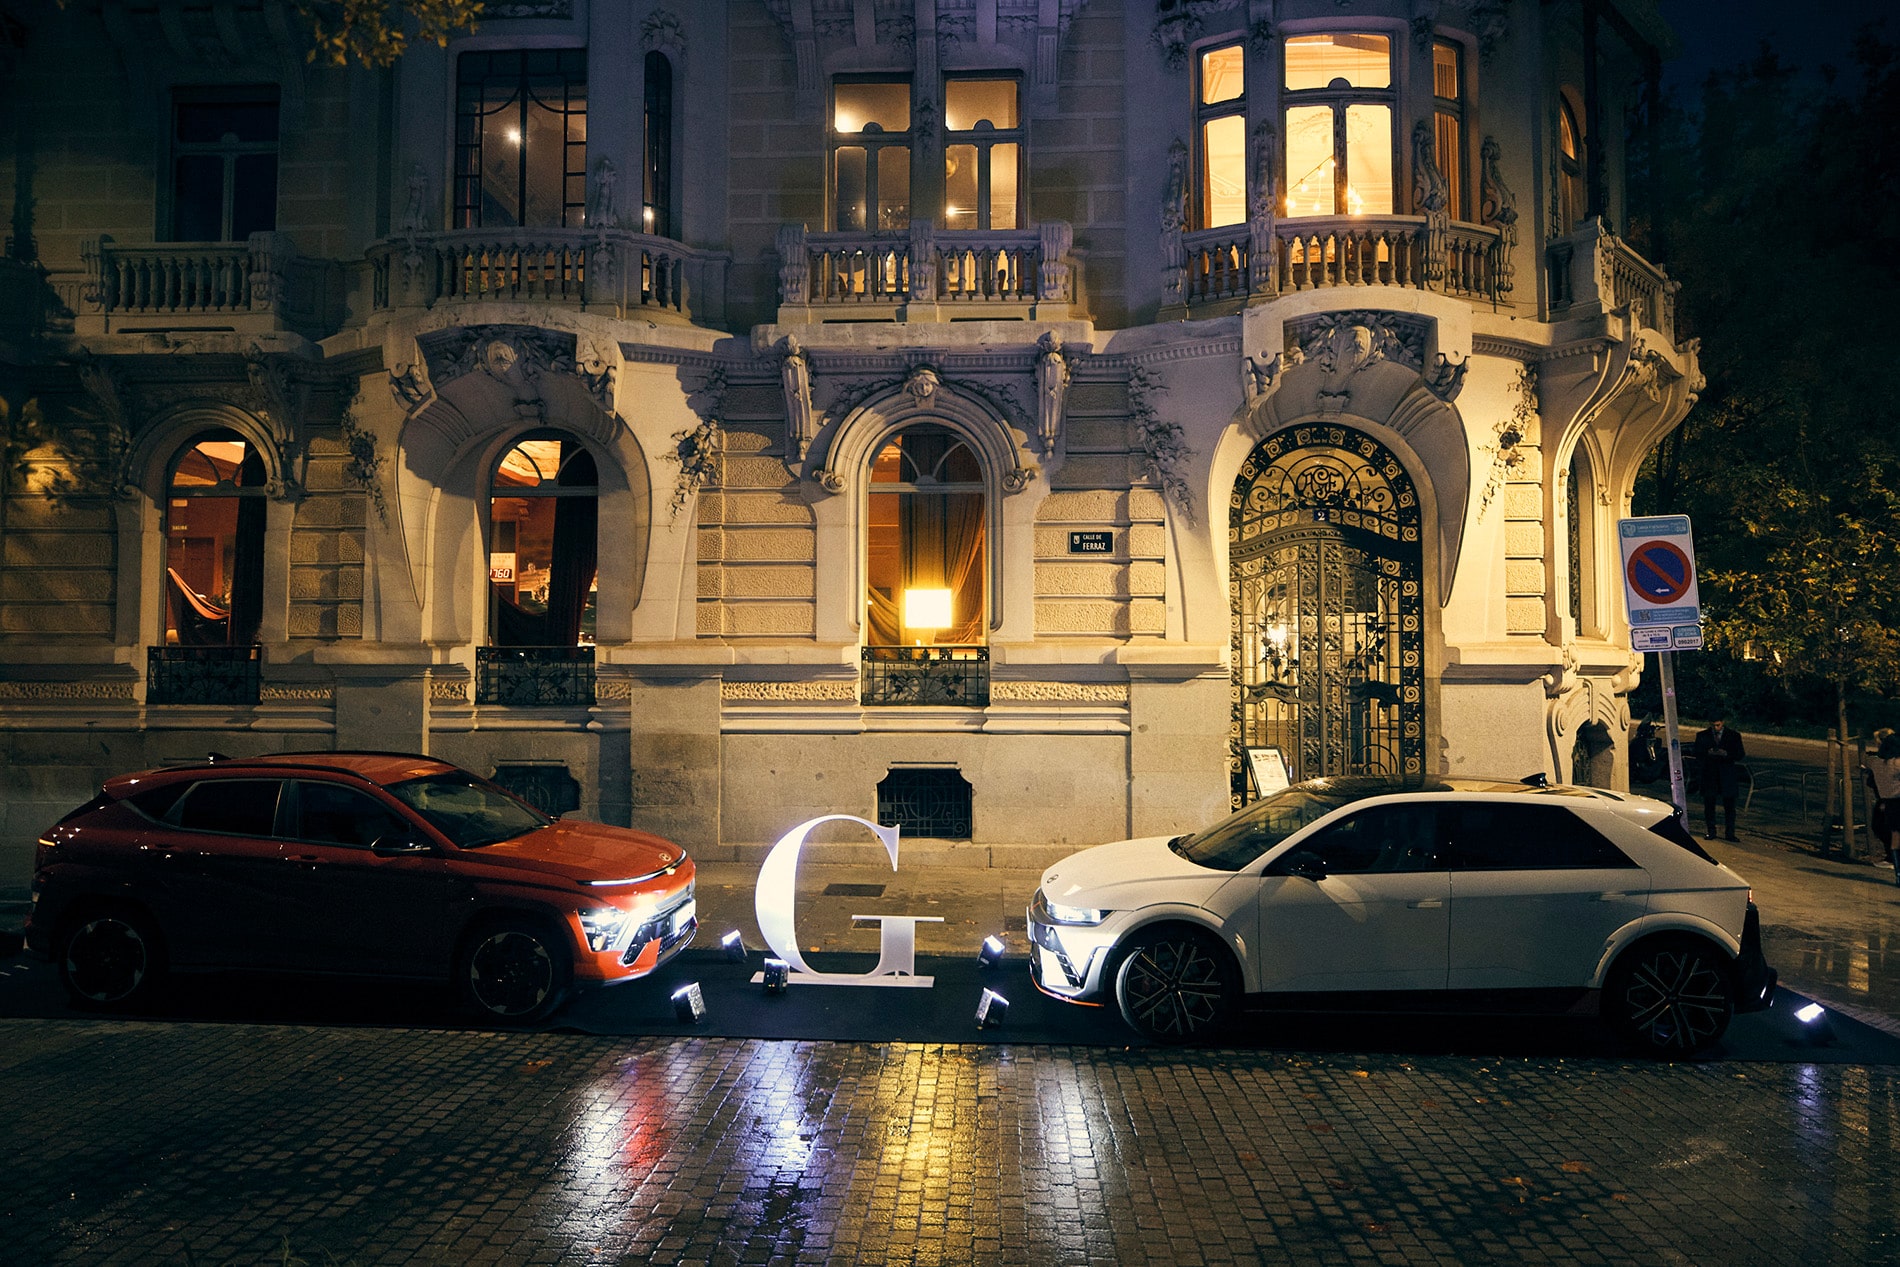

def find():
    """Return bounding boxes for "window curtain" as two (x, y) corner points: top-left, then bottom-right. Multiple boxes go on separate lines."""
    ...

(544, 443), (599, 645)
(227, 447), (268, 644)
(866, 431), (986, 644)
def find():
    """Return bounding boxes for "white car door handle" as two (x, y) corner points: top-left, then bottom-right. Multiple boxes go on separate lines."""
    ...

(1406, 898), (1444, 909)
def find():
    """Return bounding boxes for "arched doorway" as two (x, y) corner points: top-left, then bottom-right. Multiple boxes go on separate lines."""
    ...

(1230, 423), (1425, 803)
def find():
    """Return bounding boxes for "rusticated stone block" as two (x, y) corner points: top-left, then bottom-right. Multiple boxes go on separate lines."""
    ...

(1065, 382), (1128, 413)
(718, 528), (815, 562)
(1130, 599), (1167, 634)
(1128, 561), (1166, 597)
(1505, 523), (1545, 556)
(1128, 524), (1168, 558)
(1506, 597), (1547, 632)
(717, 565), (815, 599)
(721, 455), (798, 490)
(1064, 418), (1130, 452)
(1505, 560), (1547, 595)
(0, 603), (112, 635)
(1129, 490), (1167, 521)
(1035, 600), (1130, 636)
(4, 532), (113, 568)
(0, 569), (113, 602)
(1503, 483), (1543, 519)
(1055, 455), (1136, 488)
(1036, 490), (1127, 522)
(0, 497), (114, 530)
(1036, 562), (1130, 598)
(719, 603), (815, 637)
(716, 492), (814, 526)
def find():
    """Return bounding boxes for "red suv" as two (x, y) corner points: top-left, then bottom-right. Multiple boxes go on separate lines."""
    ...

(24, 752), (697, 1024)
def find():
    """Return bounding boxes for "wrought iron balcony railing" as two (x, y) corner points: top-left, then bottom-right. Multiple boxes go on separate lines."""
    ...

(369, 228), (729, 325)
(147, 645), (262, 707)
(777, 221), (1076, 317)
(860, 645), (990, 707)
(77, 233), (343, 337)
(475, 646), (597, 707)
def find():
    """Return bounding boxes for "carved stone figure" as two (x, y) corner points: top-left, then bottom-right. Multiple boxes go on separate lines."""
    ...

(1035, 331), (1071, 450)
(1243, 353), (1281, 403)
(904, 366), (940, 402)
(1412, 122), (1450, 283)
(1161, 139), (1189, 305)
(779, 336), (816, 461)
(1248, 122), (1280, 296)
(589, 157), (620, 230)
(401, 162), (431, 234)
(1480, 136), (1519, 297)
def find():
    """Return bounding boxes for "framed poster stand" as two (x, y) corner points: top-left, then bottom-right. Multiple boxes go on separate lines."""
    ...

(1246, 746), (1290, 798)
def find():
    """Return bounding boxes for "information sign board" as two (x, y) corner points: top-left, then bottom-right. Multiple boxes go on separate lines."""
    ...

(1619, 516), (1701, 651)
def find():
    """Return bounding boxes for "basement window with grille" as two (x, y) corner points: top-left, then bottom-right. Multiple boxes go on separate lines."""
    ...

(877, 767), (973, 839)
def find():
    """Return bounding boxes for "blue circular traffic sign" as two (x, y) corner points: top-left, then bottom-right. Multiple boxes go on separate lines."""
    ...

(1626, 540), (1693, 604)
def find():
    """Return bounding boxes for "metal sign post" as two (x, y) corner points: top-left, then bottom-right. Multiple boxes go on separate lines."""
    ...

(1620, 516), (1703, 826)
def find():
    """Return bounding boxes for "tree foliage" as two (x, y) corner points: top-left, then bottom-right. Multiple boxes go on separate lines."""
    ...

(295, 0), (484, 67)
(1633, 32), (1900, 730)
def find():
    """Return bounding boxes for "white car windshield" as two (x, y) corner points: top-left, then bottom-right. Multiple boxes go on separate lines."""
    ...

(1172, 778), (1435, 871)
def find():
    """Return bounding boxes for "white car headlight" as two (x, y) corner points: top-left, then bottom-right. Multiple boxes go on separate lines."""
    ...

(579, 907), (632, 952)
(1044, 897), (1108, 926)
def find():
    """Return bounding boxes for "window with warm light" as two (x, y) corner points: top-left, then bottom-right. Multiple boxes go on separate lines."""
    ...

(831, 78), (912, 232)
(1558, 95), (1586, 234)
(865, 425), (987, 646)
(1196, 42), (1246, 229)
(163, 431), (266, 647)
(454, 49), (588, 229)
(944, 77), (1020, 230)
(643, 51), (674, 236)
(488, 432), (599, 647)
(1282, 33), (1394, 217)
(1433, 41), (1466, 220)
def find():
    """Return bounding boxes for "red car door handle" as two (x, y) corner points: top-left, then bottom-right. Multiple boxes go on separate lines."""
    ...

(285, 854), (324, 870)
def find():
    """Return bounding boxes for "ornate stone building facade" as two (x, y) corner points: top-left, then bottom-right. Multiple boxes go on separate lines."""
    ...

(0, 0), (1699, 883)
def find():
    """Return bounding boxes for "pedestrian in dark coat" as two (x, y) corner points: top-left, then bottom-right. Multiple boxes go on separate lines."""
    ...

(1864, 728), (1900, 883)
(1692, 718), (1746, 841)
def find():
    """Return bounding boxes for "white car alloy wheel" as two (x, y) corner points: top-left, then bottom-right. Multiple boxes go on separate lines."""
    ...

(1114, 929), (1238, 1043)
(1607, 937), (1735, 1055)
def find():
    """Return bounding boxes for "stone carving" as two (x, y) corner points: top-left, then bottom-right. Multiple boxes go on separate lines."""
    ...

(1035, 332), (1071, 451)
(260, 685), (336, 703)
(1161, 139), (1189, 307)
(1248, 122), (1279, 296)
(721, 681), (859, 702)
(430, 676), (471, 704)
(1478, 362), (1537, 517)
(641, 8), (686, 55)
(1423, 353), (1468, 402)
(1151, 0), (1242, 69)
(421, 325), (579, 422)
(70, 357), (138, 500)
(1410, 0), (1439, 51)
(1004, 466), (1036, 493)
(1285, 310), (1428, 376)
(1468, 0), (1510, 61)
(1249, 18), (1275, 53)
(1038, 221), (1074, 302)
(338, 405), (388, 525)
(1243, 353), (1282, 403)
(812, 468), (847, 494)
(1127, 364), (1195, 525)
(1480, 136), (1519, 298)
(0, 680), (137, 701)
(1309, 325), (1388, 413)
(908, 219), (937, 301)
(1412, 121), (1450, 284)
(389, 359), (432, 411)
(575, 338), (616, 408)
(667, 418), (723, 518)
(904, 366), (941, 402)
(400, 162), (431, 234)
(990, 682), (1131, 703)
(588, 157), (620, 230)
(778, 336), (816, 461)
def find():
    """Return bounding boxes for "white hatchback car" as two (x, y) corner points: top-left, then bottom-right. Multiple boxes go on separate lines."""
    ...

(1029, 777), (1777, 1054)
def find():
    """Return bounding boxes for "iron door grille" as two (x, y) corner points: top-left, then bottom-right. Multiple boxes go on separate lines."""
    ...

(861, 645), (990, 706)
(877, 767), (974, 839)
(148, 645), (262, 706)
(476, 646), (597, 706)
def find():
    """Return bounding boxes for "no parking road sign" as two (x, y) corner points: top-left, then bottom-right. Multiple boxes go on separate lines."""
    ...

(1619, 516), (1702, 651)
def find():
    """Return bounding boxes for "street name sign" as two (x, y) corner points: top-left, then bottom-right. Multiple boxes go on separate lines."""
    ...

(1619, 516), (1701, 651)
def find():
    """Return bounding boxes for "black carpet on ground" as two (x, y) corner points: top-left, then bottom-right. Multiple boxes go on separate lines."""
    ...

(1, 946), (1895, 1064)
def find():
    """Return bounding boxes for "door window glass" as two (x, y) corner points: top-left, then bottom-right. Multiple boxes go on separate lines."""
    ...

(1442, 803), (1635, 870)
(173, 779), (284, 836)
(1298, 804), (1440, 874)
(294, 782), (410, 848)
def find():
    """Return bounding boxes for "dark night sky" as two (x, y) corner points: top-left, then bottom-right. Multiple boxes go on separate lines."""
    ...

(1653, 0), (1889, 96)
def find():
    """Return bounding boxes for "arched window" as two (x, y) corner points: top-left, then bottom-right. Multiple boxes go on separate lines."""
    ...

(163, 430), (266, 646)
(1558, 96), (1586, 234)
(488, 432), (599, 646)
(865, 424), (987, 646)
(643, 51), (674, 237)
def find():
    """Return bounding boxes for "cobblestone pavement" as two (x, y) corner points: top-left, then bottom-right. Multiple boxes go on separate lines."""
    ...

(3, 1018), (1899, 1266)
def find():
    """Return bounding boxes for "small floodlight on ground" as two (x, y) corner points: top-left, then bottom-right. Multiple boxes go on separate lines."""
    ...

(722, 930), (748, 963)
(975, 988), (1009, 1028)
(671, 982), (706, 1023)
(1794, 1000), (1836, 1046)
(978, 935), (1006, 968)
(762, 958), (790, 993)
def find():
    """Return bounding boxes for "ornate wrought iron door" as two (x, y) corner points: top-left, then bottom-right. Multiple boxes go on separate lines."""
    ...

(1230, 425), (1425, 804)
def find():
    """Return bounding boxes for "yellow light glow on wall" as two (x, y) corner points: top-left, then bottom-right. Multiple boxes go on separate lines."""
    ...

(903, 588), (953, 632)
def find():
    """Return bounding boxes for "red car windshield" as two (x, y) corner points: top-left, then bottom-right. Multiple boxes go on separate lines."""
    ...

(388, 773), (550, 847)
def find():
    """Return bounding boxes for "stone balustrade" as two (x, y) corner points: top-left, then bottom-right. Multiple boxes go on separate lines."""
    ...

(74, 232), (340, 337)
(1545, 218), (1679, 342)
(368, 228), (729, 326)
(1173, 214), (1512, 314)
(776, 220), (1076, 320)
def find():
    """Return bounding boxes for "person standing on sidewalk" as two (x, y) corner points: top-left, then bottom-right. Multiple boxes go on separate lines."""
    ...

(1693, 718), (1747, 841)
(1864, 728), (1900, 883)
